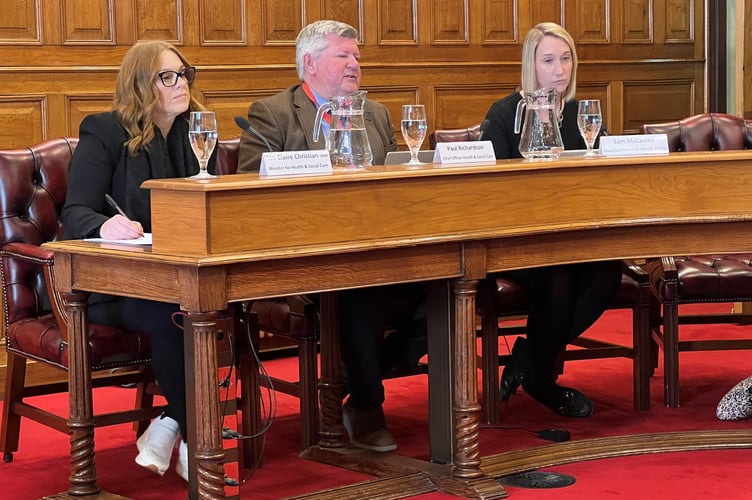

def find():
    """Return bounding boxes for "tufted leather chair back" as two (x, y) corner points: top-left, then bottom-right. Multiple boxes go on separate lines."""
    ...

(428, 123), (482, 149)
(0, 138), (76, 332)
(641, 113), (752, 152)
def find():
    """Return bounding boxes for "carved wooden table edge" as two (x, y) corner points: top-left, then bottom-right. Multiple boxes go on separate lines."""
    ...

(300, 446), (508, 499)
(480, 429), (752, 478)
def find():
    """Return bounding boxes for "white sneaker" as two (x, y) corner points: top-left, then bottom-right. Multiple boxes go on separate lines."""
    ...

(135, 415), (180, 476)
(174, 440), (188, 482)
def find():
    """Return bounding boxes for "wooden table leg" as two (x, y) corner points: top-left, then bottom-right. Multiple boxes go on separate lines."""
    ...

(184, 311), (227, 499)
(452, 279), (483, 479)
(64, 291), (100, 496)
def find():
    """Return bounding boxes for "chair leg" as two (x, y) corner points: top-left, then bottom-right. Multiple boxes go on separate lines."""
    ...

(663, 302), (680, 407)
(632, 304), (651, 411)
(1, 352), (27, 462)
(237, 311), (264, 472)
(297, 338), (319, 450)
(480, 313), (500, 425)
(133, 367), (157, 437)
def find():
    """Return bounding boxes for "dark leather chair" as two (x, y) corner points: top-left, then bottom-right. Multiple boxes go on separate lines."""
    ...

(429, 123), (482, 149)
(429, 125), (652, 421)
(477, 261), (652, 422)
(0, 138), (161, 463)
(641, 113), (752, 407)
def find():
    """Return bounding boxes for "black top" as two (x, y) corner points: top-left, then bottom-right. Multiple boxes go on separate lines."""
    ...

(483, 91), (591, 159)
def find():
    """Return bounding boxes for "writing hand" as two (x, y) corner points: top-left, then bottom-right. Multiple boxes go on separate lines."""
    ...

(100, 214), (144, 240)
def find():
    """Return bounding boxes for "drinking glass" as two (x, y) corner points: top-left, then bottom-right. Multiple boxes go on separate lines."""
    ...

(577, 100), (603, 156)
(401, 105), (428, 165)
(188, 111), (218, 179)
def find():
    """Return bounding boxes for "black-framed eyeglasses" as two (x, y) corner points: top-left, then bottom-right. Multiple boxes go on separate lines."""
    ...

(157, 66), (196, 87)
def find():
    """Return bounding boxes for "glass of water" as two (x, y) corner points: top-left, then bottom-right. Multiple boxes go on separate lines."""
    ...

(401, 105), (428, 165)
(577, 100), (602, 156)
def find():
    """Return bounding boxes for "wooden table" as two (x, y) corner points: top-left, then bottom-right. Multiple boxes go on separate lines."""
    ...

(46, 151), (752, 499)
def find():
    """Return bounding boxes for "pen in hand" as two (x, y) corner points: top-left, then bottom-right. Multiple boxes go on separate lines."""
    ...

(103, 194), (143, 238)
(105, 193), (129, 218)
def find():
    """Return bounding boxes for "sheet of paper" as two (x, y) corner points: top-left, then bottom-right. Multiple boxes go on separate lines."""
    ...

(84, 233), (153, 245)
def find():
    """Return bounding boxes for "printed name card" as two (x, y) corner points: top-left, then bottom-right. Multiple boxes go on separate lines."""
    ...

(433, 141), (497, 165)
(260, 150), (332, 177)
(599, 134), (670, 157)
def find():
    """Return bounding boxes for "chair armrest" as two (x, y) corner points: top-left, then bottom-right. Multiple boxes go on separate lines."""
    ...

(621, 259), (649, 285)
(1, 241), (54, 265)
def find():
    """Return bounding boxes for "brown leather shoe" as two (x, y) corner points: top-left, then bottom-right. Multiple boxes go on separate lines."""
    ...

(342, 406), (397, 452)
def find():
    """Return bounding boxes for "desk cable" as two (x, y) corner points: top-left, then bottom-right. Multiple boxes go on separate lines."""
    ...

(171, 311), (277, 485)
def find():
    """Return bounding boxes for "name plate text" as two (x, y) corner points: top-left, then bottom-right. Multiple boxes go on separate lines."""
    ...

(260, 150), (333, 177)
(433, 141), (497, 165)
(600, 134), (670, 157)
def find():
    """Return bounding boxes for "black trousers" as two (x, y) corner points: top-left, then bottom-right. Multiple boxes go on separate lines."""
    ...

(337, 283), (426, 411)
(89, 297), (187, 440)
(500, 260), (623, 380)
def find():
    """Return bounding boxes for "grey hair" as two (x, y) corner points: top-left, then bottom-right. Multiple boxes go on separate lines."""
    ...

(295, 20), (359, 81)
(520, 22), (578, 102)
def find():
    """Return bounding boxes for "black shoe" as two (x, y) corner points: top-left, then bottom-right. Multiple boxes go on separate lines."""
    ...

(523, 381), (594, 418)
(499, 337), (529, 402)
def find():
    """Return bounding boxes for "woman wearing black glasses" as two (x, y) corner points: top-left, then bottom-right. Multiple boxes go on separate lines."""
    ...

(62, 41), (214, 483)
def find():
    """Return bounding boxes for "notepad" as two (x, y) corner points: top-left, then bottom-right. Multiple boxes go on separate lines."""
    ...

(84, 233), (152, 245)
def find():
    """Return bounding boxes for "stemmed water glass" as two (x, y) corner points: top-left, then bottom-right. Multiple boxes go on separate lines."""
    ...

(401, 104), (428, 165)
(577, 100), (603, 156)
(188, 111), (218, 179)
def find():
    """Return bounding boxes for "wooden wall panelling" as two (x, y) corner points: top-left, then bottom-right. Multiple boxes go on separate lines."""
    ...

(61, 0), (115, 44)
(621, 0), (653, 44)
(203, 88), (281, 138)
(434, 83), (516, 130)
(136, 0), (182, 43)
(199, 0), (246, 45)
(664, 0), (694, 42)
(622, 79), (695, 132)
(569, 0), (610, 44)
(0, 0), (40, 43)
(261, 0), (303, 45)
(527, 0), (563, 28)
(0, 96), (45, 149)
(479, 0), (518, 44)
(0, 0), (712, 148)
(430, 0), (469, 44)
(378, 0), (417, 44)
(67, 95), (115, 136)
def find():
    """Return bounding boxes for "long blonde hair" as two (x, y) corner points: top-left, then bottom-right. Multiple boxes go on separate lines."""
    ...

(113, 41), (205, 155)
(520, 22), (578, 102)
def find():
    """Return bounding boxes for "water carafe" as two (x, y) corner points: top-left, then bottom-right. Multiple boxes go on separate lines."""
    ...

(514, 87), (564, 160)
(312, 90), (373, 169)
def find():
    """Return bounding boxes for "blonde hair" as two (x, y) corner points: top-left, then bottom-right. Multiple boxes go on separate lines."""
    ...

(520, 22), (578, 102)
(113, 41), (205, 156)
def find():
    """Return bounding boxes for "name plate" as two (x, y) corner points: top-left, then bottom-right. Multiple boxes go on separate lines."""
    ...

(600, 134), (670, 157)
(260, 150), (333, 177)
(433, 141), (497, 165)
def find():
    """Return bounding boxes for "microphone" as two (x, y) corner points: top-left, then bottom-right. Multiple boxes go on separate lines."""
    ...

(477, 119), (491, 141)
(234, 116), (273, 152)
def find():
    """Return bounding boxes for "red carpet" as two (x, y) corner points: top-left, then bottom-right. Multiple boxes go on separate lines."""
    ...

(3, 304), (752, 499)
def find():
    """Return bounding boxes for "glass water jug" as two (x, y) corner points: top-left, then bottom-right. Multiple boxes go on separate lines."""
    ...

(312, 90), (373, 169)
(514, 87), (564, 160)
